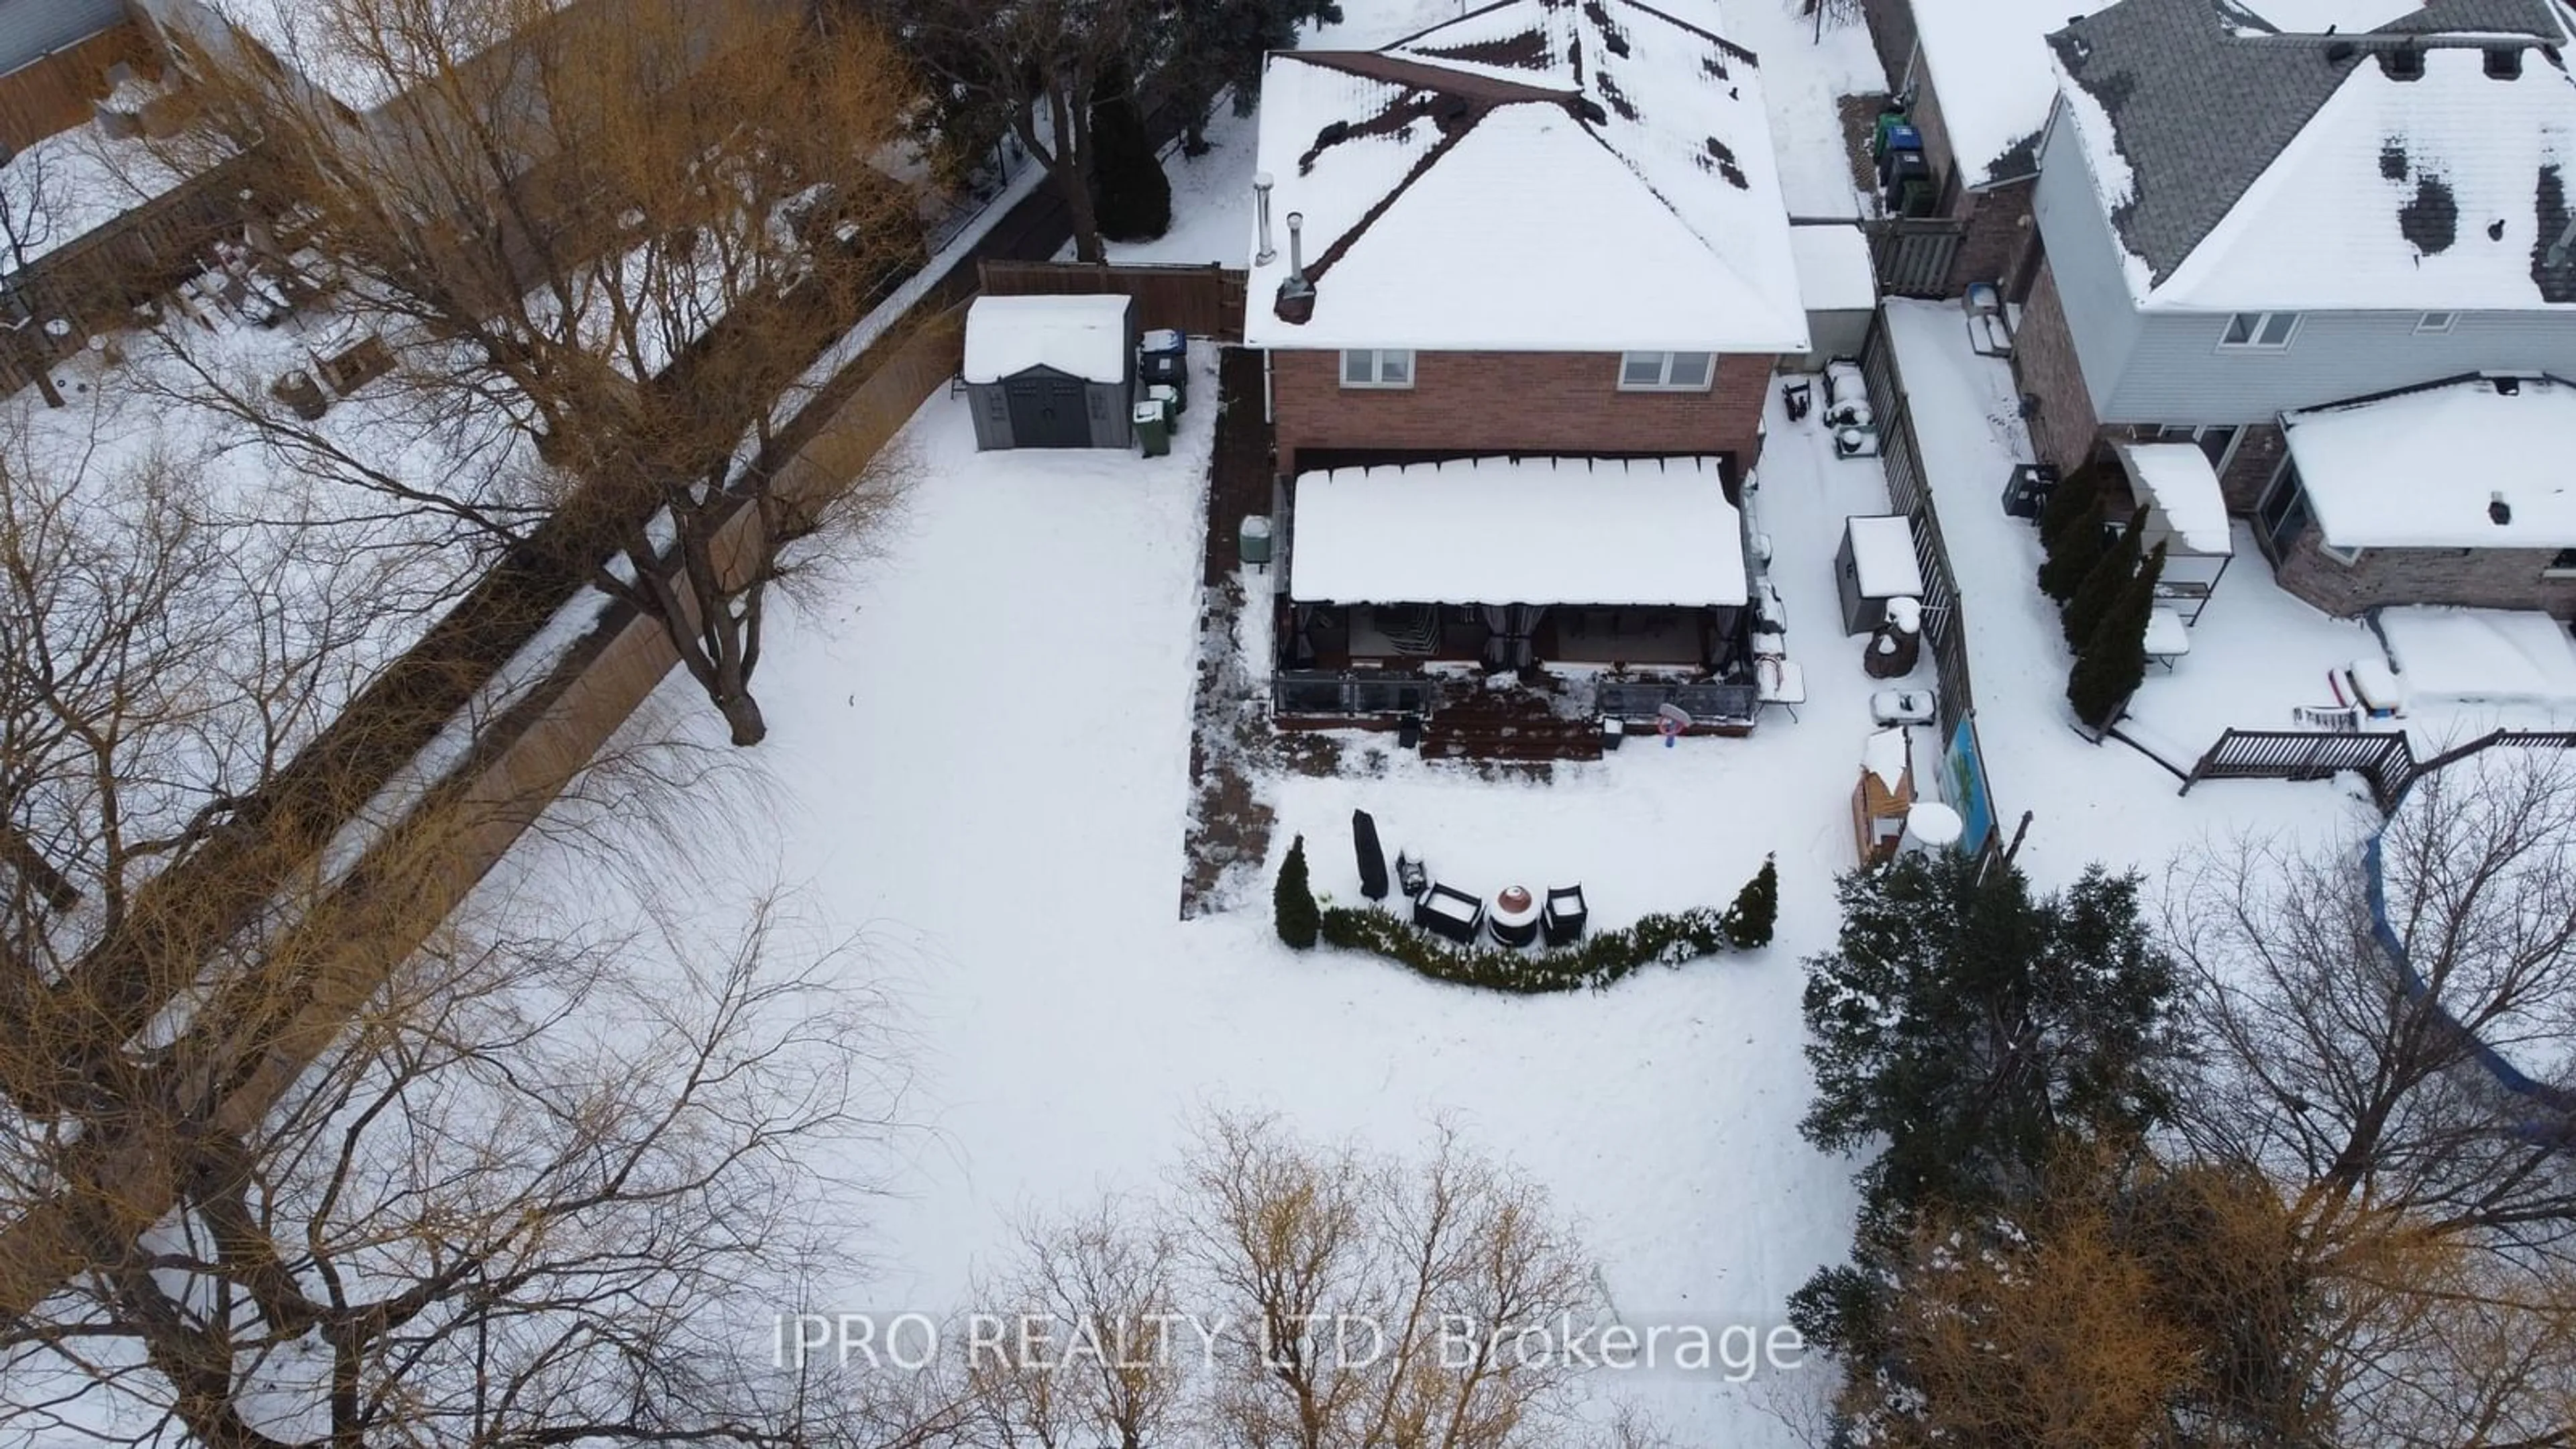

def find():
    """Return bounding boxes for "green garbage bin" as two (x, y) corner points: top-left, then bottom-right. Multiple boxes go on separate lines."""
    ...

(1239, 515), (1273, 566)
(1148, 381), (1183, 420)
(1134, 400), (1170, 458)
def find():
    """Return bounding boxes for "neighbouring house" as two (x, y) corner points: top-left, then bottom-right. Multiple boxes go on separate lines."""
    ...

(1245, 0), (1808, 723)
(2263, 375), (2576, 616)
(961, 294), (1138, 451)
(1855, 0), (2437, 296)
(2004, 0), (2576, 613)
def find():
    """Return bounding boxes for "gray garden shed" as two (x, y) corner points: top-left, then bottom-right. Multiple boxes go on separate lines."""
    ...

(962, 293), (1138, 450)
(1835, 514), (1924, 635)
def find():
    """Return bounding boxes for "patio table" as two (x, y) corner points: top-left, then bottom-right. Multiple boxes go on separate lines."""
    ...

(2145, 608), (2190, 671)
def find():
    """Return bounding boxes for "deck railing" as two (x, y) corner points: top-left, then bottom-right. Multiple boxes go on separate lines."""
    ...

(2182, 726), (2576, 814)
(1270, 671), (1435, 718)
(1595, 680), (1758, 724)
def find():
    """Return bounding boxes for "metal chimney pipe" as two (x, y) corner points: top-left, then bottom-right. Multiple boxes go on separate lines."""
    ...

(1273, 211), (1316, 323)
(1254, 172), (1277, 266)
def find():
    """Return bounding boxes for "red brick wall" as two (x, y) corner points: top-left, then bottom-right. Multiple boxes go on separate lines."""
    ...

(2010, 259), (2102, 472)
(2274, 530), (2576, 619)
(1271, 350), (1774, 478)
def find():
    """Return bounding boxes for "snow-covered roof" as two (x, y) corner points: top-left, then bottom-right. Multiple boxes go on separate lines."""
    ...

(2153, 48), (2576, 309)
(2284, 376), (2576, 548)
(1845, 515), (1923, 597)
(1911, 0), (2428, 189)
(1244, 0), (1807, 352)
(2115, 442), (2231, 554)
(1913, 0), (2116, 186)
(2049, 0), (2576, 309)
(205, 0), (547, 112)
(1288, 455), (1748, 606)
(1790, 223), (1877, 315)
(1862, 726), (1911, 793)
(2378, 606), (2576, 703)
(961, 295), (1133, 386)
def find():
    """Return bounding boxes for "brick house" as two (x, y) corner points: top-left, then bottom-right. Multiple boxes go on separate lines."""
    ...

(2015, 0), (2576, 616)
(1244, 0), (1809, 704)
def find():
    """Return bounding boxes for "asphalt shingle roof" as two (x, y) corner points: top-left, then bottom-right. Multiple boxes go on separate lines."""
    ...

(2049, 0), (2573, 293)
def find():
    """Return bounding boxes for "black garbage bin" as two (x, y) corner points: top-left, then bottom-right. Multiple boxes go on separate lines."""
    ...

(1138, 327), (1187, 386)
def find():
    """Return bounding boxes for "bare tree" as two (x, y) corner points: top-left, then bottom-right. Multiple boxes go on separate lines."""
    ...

(0, 389), (428, 1112)
(959, 1112), (1625, 1449)
(966, 1199), (1189, 1449)
(0, 136), (60, 275)
(2164, 749), (2576, 1259)
(3, 886), (910, 1448)
(161, 0), (928, 744)
(2152, 749), (2576, 1444)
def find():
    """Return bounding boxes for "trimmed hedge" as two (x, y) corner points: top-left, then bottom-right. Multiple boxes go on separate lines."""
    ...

(1317, 862), (1780, 992)
(1275, 835), (1318, 949)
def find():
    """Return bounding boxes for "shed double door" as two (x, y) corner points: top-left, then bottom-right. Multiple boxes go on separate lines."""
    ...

(1006, 374), (1091, 448)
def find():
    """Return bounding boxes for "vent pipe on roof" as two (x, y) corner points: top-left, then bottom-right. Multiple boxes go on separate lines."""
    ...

(1253, 172), (1277, 266)
(2491, 492), (2514, 526)
(1275, 211), (1316, 324)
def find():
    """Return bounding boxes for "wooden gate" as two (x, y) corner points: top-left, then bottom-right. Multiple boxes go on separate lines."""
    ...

(1868, 217), (1965, 299)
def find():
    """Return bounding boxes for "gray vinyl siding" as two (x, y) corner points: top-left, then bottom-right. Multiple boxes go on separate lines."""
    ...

(2100, 309), (2576, 423)
(0, 0), (125, 74)
(2031, 105), (2145, 417)
(2033, 98), (2576, 427)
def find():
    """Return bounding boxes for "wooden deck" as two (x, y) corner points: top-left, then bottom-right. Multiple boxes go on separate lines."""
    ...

(1419, 686), (1603, 763)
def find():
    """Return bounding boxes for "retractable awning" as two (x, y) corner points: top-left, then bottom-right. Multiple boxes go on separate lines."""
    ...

(1288, 455), (1750, 607)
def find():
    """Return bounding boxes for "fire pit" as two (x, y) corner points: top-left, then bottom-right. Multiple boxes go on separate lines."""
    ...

(1488, 885), (1541, 948)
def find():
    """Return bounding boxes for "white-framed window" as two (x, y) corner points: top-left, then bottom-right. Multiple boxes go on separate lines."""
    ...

(2216, 311), (2300, 351)
(2320, 541), (2365, 567)
(2153, 423), (2241, 472)
(1339, 350), (1413, 388)
(2546, 547), (2576, 579)
(1617, 351), (1715, 390)
(2416, 311), (2458, 333)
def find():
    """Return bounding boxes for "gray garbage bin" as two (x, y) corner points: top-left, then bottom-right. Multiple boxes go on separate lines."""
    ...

(1240, 515), (1272, 565)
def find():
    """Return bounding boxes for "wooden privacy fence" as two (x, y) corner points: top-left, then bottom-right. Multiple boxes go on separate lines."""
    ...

(1857, 307), (1975, 739)
(0, 21), (154, 153)
(976, 258), (1246, 341)
(0, 144), (268, 395)
(1866, 216), (1964, 300)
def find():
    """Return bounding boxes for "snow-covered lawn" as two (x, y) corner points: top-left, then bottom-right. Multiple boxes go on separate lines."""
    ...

(478, 344), (1968, 1440)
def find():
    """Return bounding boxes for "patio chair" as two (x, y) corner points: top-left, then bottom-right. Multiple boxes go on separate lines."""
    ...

(1394, 852), (1430, 900)
(1542, 885), (1588, 946)
(1411, 883), (1485, 945)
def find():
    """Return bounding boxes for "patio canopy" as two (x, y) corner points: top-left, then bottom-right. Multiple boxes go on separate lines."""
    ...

(2114, 443), (2231, 556)
(1289, 455), (1749, 607)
